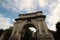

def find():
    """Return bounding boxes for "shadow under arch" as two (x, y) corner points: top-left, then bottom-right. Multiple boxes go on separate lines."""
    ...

(21, 23), (37, 40)
(23, 24), (37, 30)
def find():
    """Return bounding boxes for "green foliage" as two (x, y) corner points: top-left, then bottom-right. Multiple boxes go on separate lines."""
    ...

(25, 28), (33, 40)
(53, 22), (60, 40)
(0, 27), (13, 40)
(22, 28), (37, 40)
(4, 28), (13, 40)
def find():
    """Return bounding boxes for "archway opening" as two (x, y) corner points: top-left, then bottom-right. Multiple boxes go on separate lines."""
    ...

(21, 24), (37, 40)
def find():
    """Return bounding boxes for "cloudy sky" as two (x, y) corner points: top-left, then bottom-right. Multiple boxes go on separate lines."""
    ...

(0, 0), (60, 31)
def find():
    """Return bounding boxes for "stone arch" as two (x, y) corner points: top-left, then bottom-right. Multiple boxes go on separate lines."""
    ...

(9, 11), (54, 40)
(21, 23), (37, 40)
(23, 24), (36, 29)
(21, 23), (38, 31)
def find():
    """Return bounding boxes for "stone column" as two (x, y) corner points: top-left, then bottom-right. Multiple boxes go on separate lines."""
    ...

(11, 22), (17, 36)
(0, 32), (5, 40)
(42, 20), (49, 35)
(15, 22), (22, 40)
(37, 19), (43, 36)
(9, 22), (20, 40)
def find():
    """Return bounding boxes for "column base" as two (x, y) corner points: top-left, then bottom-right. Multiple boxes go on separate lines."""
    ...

(39, 36), (54, 40)
(9, 36), (18, 40)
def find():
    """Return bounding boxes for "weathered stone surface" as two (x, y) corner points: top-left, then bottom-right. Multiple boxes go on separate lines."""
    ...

(0, 32), (5, 40)
(9, 11), (54, 40)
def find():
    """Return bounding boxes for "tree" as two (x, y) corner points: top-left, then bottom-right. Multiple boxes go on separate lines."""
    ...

(4, 28), (13, 40)
(53, 22), (60, 40)
(0, 29), (4, 36)
(23, 28), (33, 40)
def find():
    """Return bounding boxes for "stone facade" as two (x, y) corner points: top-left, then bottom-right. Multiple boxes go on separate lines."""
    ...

(9, 11), (54, 40)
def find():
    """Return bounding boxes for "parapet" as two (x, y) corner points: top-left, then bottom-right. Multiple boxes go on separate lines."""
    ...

(15, 11), (45, 21)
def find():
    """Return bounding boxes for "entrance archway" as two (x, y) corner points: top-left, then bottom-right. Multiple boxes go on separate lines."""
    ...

(21, 24), (37, 40)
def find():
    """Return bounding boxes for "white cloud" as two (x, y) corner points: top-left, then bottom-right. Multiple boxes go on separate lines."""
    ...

(29, 27), (36, 32)
(46, 0), (60, 31)
(38, 0), (48, 7)
(0, 0), (35, 13)
(0, 0), (60, 31)
(0, 0), (49, 13)
(0, 14), (13, 29)
(48, 2), (57, 11)
(12, 19), (16, 22)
